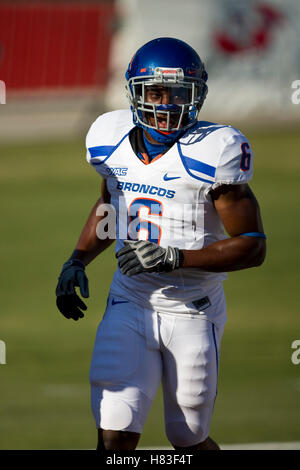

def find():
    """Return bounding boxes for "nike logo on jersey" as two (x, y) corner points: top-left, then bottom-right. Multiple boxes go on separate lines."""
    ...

(112, 298), (129, 305)
(163, 173), (181, 181)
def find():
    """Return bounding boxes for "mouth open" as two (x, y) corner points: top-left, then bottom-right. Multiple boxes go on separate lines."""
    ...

(156, 114), (180, 130)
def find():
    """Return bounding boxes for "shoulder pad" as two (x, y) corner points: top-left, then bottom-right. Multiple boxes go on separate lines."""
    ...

(86, 109), (134, 166)
(178, 123), (253, 186)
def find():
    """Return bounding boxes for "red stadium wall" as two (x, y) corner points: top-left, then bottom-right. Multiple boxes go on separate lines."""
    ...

(0, 1), (116, 93)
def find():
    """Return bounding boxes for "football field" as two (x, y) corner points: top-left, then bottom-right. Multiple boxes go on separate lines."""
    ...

(0, 127), (299, 449)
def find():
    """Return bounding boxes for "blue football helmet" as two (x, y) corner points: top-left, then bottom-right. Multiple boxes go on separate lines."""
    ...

(125, 37), (208, 134)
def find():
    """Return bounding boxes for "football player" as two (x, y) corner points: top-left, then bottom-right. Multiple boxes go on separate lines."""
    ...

(56, 37), (266, 451)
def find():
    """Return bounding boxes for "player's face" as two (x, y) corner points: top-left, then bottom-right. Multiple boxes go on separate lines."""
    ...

(145, 85), (188, 105)
(144, 85), (190, 130)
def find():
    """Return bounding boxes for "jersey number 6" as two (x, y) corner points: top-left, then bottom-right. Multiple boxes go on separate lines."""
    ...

(127, 198), (163, 244)
(240, 142), (251, 171)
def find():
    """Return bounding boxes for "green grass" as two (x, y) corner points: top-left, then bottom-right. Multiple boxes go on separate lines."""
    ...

(0, 128), (300, 449)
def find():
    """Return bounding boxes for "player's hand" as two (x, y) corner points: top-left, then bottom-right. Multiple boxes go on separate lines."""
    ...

(56, 259), (89, 320)
(56, 294), (87, 321)
(116, 240), (182, 276)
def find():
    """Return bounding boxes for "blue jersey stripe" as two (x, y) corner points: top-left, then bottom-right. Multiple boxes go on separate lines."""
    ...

(89, 131), (130, 166)
(177, 142), (215, 183)
(183, 156), (216, 178)
(88, 145), (115, 158)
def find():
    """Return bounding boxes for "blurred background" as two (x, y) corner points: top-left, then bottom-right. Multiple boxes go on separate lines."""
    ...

(0, 0), (299, 449)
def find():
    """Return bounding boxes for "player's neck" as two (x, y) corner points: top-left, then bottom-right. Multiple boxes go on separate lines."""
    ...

(144, 130), (160, 145)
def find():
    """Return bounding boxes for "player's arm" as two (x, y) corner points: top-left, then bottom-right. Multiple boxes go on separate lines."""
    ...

(56, 179), (115, 320)
(69, 178), (114, 266)
(116, 184), (266, 276)
(181, 183), (266, 271)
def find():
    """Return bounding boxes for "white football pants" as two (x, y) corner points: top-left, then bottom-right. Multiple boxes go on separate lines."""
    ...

(90, 288), (226, 447)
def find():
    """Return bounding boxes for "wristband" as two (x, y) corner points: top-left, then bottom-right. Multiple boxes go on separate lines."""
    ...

(239, 232), (267, 239)
(177, 249), (184, 268)
(63, 259), (86, 270)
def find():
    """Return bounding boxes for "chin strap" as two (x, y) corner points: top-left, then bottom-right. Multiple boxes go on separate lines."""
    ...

(146, 127), (184, 144)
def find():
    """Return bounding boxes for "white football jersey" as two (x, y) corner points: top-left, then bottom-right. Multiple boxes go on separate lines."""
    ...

(86, 109), (253, 321)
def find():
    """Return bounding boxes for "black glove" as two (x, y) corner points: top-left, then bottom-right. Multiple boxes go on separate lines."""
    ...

(56, 259), (89, 320)
(116, 240), (182, 276)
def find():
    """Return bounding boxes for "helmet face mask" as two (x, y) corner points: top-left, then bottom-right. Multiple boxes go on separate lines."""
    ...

(125, 39), (208, 133)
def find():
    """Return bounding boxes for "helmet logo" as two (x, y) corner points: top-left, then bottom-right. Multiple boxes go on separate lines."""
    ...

(154, 67), (184, 82)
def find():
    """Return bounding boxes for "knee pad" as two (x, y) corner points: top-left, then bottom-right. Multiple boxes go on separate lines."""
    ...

(91, 386), (145, 432)
(95, 396), (133, 431)
(91, 385), (154, 434)
(101, 398), (133, 430)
